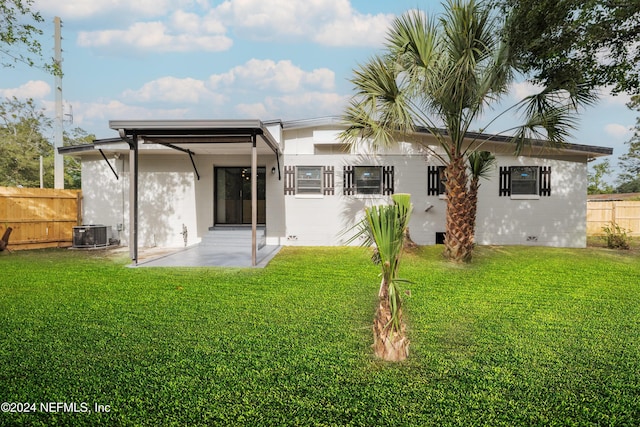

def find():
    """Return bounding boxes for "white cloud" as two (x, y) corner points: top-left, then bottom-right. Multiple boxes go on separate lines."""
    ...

(118, 58), (335, 107)
(313, 11), (393, 47)
(58, 100), (189, 134)
(208, 72), (236, 89)
(0, 81), (51, 100)
(77, 11), (231, 53)
(209, 59), (335, 93)
(509, 81), (545, 101)
(276, 91), (347, 112)
(170, 10), (225, 34)
(212, 0), (393, 47)
(246, 91), (347, 119)
(235, 102), (269, 118)
(605, 123), (633, 139)
(46, 0), (390, 55)
(599, 88), (633, 107)
(34, 0), (197, 20)
(122, 76), (225, 104)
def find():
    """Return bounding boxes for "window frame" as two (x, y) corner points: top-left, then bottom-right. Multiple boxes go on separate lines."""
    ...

(499, 166), (552, 199)
(354, 166), (383, 195)
(343, 165), (394, 196)
(295, 166), (323, 195)
(510, 166), (539, 196)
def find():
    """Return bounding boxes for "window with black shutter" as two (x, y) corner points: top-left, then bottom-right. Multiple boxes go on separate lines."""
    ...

(285, 166), (335, 195)
(499, 166), (551, 197)
(344, 166), (394, 195)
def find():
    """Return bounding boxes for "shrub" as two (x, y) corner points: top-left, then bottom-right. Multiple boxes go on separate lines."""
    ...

(601, 222), (631, 249)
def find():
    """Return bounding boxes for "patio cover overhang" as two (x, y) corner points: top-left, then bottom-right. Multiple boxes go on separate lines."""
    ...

(109, 119), (282, 266)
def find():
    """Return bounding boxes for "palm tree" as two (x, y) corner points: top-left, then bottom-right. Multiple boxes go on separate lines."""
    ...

(340, 0), (594, 262)
(464, 151), (496, 255)
(349, 193), (413, 361)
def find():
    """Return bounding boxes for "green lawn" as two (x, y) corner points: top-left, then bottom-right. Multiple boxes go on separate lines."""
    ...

(1, 246), (639, 426)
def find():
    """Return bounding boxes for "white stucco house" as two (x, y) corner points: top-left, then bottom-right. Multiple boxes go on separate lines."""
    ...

(60, 117), (612, 263)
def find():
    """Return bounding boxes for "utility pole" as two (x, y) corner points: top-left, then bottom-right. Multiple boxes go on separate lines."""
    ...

(53, 16), (64, 189)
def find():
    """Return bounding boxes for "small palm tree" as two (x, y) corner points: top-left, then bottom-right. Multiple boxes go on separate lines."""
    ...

(340, 0), (594, 262)
(350, 193), (413, 361)
(464, 151), (496, 255)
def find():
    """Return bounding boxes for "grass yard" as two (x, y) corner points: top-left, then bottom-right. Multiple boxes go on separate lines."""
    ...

(0, 245), (639, 426)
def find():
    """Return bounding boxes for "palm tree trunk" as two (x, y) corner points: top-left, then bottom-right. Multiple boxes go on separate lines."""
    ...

(444, 155), (473, 262)
(465, 178), (479, 255)
(373, 277), (409, 361)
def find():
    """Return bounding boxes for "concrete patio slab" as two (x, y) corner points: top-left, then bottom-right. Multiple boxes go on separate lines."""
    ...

(131, 243), (282, 268)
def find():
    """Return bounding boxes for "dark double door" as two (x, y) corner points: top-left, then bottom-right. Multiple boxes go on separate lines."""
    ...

(215, 167), (266, 225)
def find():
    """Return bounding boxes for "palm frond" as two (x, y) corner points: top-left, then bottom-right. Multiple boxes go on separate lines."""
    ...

(339, 100), (398, 150)
(467, 150), (496, 180)
(508, 86), (582, 154)
(386, 9), (440, 99)
(339, 55), (415, 151)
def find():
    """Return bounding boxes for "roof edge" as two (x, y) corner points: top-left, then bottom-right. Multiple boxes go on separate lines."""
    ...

(417, 127), (613, 157)
(58, 138), (130, 155)
(282, 117), (612, 157)
(109, 119), (266, 131)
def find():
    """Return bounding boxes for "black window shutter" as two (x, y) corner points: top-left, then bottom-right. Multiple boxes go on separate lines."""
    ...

(427, 166), (439, 195)
(499, 166), (511, 196)
(383, 166), (394, 195)
(343, 166), (354, 195)
(539, 166), (551, 196)
(284, 166), (295, 195)
(323, 166), (334, 195)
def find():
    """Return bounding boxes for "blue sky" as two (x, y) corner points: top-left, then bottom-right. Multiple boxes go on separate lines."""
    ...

(2, 0), (636, 179)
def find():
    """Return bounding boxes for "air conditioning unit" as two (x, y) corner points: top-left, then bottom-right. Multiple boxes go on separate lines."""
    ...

(72, 225), (111, 248)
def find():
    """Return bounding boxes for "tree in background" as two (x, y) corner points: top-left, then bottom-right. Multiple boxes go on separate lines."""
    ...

(0, 0), (58, 74)
(616, 178), (640, 194)
(616, 96), (640, 193)
(587, 159), (614, 195)
(64, 127), (94, 189)
(495, 0), (640, 96)
(0, 97), (52, 187)
(0, 97), (93, 188)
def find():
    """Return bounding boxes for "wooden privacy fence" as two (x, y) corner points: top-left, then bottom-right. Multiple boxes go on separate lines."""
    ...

(587, 200), (640, 236)
(0, 186), (82, 250)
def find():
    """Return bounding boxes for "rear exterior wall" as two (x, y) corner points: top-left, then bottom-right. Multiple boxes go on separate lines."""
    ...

(280, 127), (588, 248)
